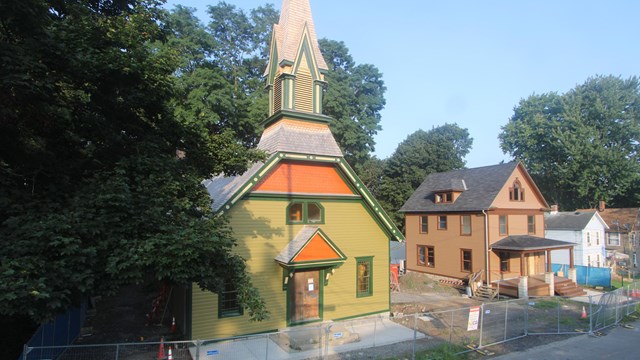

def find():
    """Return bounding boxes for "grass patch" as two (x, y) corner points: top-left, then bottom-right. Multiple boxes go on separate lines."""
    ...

(531, 299), (559, 309)
(382, 343), (469, 360)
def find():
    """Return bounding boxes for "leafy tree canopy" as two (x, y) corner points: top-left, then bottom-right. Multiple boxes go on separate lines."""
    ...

(376, 124), (473, 227)
(499, 75), (640, 210)
(320, 39), (386, 168)
(0, 0), (267, 323)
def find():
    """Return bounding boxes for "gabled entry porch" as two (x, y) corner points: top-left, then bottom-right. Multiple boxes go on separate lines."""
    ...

(489, 235), (584, 298)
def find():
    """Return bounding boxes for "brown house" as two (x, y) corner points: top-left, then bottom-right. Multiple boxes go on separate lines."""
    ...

(400, 162), (583, 297)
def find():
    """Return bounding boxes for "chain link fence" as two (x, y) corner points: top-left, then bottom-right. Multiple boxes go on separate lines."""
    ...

(23, 283), (640, 360)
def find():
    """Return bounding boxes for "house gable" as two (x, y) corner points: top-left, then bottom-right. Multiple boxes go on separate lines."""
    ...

(491, 163), (548, 210)
(253, 161), (355, 195)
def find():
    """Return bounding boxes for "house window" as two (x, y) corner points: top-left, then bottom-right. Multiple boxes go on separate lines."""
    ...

(596, 232), (600, 245)
(499, 252), (510, 272)
(417, 245), (435, 267)
(608, 232), (620, 246)
(588, 255), (591, 266)
(420, 216), (428, 233)
(287, 202), (324, 224)
(499, 215), (508, 235)
(461, 249), (472, 272)
(527, 215), (535, 234)
(461, 215), (471, 235)
(509, 180), (524, 201)
(438, 215), (447, 230)
(597, 254), (600, 267)
(586, 232), (591, 246)
(356, 257), (373, 297)
(435, 192), (453, 203)
(632, 233), (637, 246)
(219, 280), (242, 318)
(633, 254), (637, 267)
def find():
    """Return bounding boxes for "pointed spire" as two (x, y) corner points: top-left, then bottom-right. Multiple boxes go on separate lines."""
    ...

(274, 0), (327, 71)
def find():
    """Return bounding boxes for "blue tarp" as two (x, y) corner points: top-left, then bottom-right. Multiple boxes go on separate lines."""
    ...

(552, 263), (611, 287)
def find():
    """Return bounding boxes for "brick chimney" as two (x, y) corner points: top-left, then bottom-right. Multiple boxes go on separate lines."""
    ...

(550, 204), (559, 214)
(598, 200), (605, 212)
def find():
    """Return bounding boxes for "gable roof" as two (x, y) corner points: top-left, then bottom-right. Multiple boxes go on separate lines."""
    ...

(275, 226), (346, 266)
(400, 162), (547, 213)
(577, 207), (640, 232)
(545, 211), (607, 231)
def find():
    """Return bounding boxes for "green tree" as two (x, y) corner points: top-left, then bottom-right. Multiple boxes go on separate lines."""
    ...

(377, 124), (473, 226)
(499, 75), (640, 210)
(320, 39), (386, 168)
(0, 0), (267, 323)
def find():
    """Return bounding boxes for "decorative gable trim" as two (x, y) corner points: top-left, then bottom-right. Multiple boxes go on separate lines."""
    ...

(276, 227), (347, 267)
(214, 152), (404, 241)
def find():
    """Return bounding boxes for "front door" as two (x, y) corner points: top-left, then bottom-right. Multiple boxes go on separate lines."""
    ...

(289, 269), (321, 324)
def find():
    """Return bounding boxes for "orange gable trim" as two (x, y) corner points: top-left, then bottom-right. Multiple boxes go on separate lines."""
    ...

(293, 233), (342, 262)
(253, 161), (355, 195)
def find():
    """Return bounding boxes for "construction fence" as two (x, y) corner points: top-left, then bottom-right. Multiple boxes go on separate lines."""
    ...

(22, 283), (640, 360)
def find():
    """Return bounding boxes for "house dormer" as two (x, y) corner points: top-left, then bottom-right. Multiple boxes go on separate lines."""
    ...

(433, 179), (466, 204)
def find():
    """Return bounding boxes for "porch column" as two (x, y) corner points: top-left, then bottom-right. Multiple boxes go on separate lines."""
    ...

(518, 276), (529, 298)
(520, 253), (525, 276)
(568, 267), (577, 283)
(545, 272), (555, 296)
(569, 248), (574, 268)
(546, 250), (552, 272)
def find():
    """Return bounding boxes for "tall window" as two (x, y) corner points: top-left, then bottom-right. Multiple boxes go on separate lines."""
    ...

(420, 216), (428, 233)
(499, 252), (510, 272)
(596, 232), (600, 245)
(461, 215), (471, 235)
(219, 280), (242, 318)
(509, 180), (524, 201)
(417, 245), (435, 267)
(608, 232), (620, 246)
(287, 202), (324, 224)
(586, 232), (591, 246)
(499, 215), (508, 235)
(527, 215), (535, 234)
(461, 249), (472, 272)
(438, 215), (447, 230)
(356, 257), (373, 297)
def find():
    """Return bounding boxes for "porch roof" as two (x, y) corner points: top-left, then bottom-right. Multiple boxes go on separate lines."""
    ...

(491, 235), (574, 251)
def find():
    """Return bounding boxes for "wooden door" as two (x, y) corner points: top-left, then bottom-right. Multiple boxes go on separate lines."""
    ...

(289, 270), (320, 323)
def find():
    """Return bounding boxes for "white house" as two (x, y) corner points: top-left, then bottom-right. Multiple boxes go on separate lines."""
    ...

(545, 209), (608, 267)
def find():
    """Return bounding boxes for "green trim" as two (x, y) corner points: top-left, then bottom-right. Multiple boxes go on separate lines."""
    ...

(267, 36), (279, 85)
(283, 228), (348, 266)
(355, 256), (374, 298)
(214, 152), (404, 242)
(246, 193), (360, 201)
(293, 25), (320, 81)
(286, 201), (325, 225)
(260, 109), (332, 128)
(217, 281), (244, 318)
(333, 309), (390, 322)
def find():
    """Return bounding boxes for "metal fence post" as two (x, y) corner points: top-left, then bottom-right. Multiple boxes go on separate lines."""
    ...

(195, 340), (201, 360)
(115, 344), (119, 360)
(589, 295), (593, 335)
(412, 313), (417, 360)
(478, 303), (484, 348)
(556, 297), (560, 334)
(22, 344), (29, 360)
(524, 298), (529, 336)
(265, 333), (269, 360)
(503, 300), (509, 342)
(450, 309), (454, 343)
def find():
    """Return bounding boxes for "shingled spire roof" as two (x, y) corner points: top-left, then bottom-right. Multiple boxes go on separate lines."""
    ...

(268, 0), (328, 73)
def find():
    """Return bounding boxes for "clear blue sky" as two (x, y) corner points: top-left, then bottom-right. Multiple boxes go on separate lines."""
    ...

(165, 0), (639, 168)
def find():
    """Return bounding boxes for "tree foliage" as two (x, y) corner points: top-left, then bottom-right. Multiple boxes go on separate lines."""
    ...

(376, 124), (473, 226)
(320, 39), (386, 168)
(499, 75), (640, 210)
(0, 0), (267, 323)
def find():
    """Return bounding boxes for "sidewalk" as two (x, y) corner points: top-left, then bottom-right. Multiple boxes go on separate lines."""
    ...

(492, 318), (640, 359)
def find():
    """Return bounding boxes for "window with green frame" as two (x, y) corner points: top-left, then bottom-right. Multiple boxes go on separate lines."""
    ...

(218, 280), (243, 318)
(356, 256), (373, 297)
(287, 201), (324, 224)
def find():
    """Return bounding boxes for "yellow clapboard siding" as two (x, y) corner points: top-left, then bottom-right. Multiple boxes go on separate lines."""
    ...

(191, 199), (390, 339)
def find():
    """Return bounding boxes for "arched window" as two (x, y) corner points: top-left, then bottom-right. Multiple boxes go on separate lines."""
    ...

(509, 179), (524, 201)
(287, 201), (324, 224)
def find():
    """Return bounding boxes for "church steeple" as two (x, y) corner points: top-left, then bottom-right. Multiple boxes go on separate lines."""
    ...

(265, 0), (329, 118)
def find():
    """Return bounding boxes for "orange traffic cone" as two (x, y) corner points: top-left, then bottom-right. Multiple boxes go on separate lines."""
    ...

(580, 306), (587, 319)
(171, 316), (176, 333)
(167, 347), (174, 360)
(157, 337), (165, 360)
